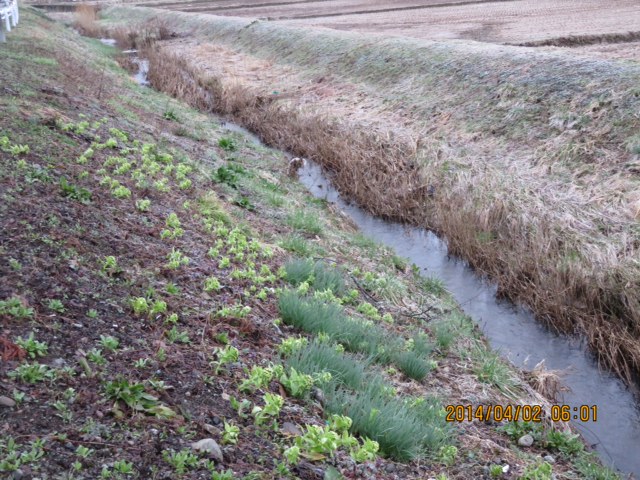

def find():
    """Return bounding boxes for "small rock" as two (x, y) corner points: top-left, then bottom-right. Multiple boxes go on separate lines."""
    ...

(518, 434), (534, 447)
(203, 424), (218, 435)
(12, 469), (24, 479)
(311, 387), (325, 406)
(385, 463), (396, 473)
(281, 422), (302, 437)
(544, 455), (555, 464)
(191, 438), (223, 462)
(51, 358), (67, 368)
(0, 396), (16, 408)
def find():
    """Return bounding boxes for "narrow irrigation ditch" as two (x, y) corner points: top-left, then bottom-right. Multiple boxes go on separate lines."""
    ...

(120, 43), (640, 476)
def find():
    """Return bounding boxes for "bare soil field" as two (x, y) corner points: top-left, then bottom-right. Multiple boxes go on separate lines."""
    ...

(277, 0), (640, 44)
(137, 0), (640, 46)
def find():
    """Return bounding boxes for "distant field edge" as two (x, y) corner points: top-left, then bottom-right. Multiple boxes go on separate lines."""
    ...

(514, 30), (640, 48)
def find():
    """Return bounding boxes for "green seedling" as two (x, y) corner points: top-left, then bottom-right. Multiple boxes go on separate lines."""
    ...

(87, 348), (106, 365)
(222, 421), (240, 445)
(47, 299), (65, 313)
(252, 393), (284, 426)
(162, 449), (199, 475)
(0, 297), (34, 319)
(136, 198), (151, 212)
(99, 335), (119, 352)
(279, 367), (313, 398)
(102, 256), (119, 274)
(130, 297), (149, 316)
(230, 396), (252, 419)
(204, 276), (222, 293)
(166, 326), (190, 344)
(211, 345), (239, 374)
(15, 333), (48, 358)
(240, 366), (273, 393)
(166, 248), (189, 269)
(9, 362), (55, 383)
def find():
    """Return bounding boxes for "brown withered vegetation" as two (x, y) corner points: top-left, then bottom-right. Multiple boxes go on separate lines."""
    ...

(134, 32), (640, 389)
(73, 3), (101, 37)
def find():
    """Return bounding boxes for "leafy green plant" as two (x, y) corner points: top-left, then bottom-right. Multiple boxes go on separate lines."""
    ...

(520, 462), (552, 480)
(490, 464), (505, 478)
(296, 424), (341, 458)
(8, 362), (55, 383)
(104, 377), (175, 418)
(102, 255), (119, 275)
(279, 367), (314, 398)
(166, 248), (190, 269)
(166, 326), (190, 344)
(278, 336), (308, 357)
(351, 437), (380, 463)
(498, 421), (543, 441)
(112, 185), (131, 199)
(218, 137), (237, 151)
(60, 177), (91, 203)
(211, 345), (239, 374)
(252, 393), (284, 426)
(204, 276), (222, 293)
(150, 300), (167, 317)
(87, 348), (106, 365)
(162, 448), (199, 475)
(113, 459), (135, 475)
(217, 303), (251, 319)
(163, 110), (179, 121)
(130, 297), (149, 316)
(438, 445), (458, 467)
(211, 470), (235, 480)
(230, 396), (252, 419)
(222, 421), (240, 445)
(213, 164), (245, 188)
(99, 335), (119, 352)
(545, 430), (584, 456)
(240, 366), (273, 393)
(136, 198), (151, 212)
(0, 297), (34, 319)
(161, 213), (184, 239)
(47, 299), (65, 313)
(15, 333), (48, 358)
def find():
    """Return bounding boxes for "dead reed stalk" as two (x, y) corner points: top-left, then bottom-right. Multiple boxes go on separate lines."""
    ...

(74, 4), (101, 38)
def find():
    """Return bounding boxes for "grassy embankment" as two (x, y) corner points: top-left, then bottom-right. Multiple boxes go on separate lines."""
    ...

(98, 5), (640, 385)
(0, 7), (619, 480)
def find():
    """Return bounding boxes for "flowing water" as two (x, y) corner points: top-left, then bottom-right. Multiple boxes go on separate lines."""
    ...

(126, 48), (639, 476)
(296, 161), (640, 477)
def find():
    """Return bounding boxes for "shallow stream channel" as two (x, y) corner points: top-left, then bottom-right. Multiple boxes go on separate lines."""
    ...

(117, 42), (639, 476)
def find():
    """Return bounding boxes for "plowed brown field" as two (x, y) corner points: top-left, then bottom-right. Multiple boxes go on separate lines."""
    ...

(145, 0), (640, 54)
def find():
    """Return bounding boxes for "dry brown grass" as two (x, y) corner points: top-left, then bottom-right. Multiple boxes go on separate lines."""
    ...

(74, 4), (101, 38)
(143, 43), (640, 386)
(110, 18), (173, 50)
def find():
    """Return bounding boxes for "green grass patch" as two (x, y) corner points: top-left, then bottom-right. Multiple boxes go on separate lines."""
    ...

(286, 210), (323, 235)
